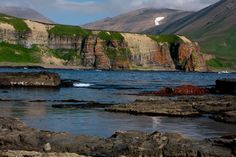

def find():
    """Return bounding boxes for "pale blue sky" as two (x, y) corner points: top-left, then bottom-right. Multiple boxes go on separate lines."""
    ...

(0, 0), (219, 25)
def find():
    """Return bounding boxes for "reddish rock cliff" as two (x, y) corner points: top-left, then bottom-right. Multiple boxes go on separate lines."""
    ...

(0, 20), (207, 71)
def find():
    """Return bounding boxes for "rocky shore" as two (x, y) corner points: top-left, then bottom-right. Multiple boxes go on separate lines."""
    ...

(0, 117), (235, 157)
(106, 95), (236, 123)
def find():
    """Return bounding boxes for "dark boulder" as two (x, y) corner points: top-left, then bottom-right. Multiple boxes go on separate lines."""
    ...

(216, 79), (236, 95)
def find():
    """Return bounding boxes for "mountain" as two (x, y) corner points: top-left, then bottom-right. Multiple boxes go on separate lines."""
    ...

(146, 0), (236, 69)
(0, 7), (53, 23)
(83, 8), (192, 33)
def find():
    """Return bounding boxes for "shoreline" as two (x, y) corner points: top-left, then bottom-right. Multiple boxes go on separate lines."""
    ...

(0, 63), (235, 73)
(0, 116), (235, 157)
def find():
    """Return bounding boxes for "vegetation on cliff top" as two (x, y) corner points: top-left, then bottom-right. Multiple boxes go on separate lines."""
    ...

(48, 49), (79, 63)
(148, 35), (182, 44)
(106, 47), (131, 63)
(98, 31), (124, 41)
(0, 13), (30, 33)
(48, 25), (91, 38)
(198, 28), (236, 69)
(0, 42), (40, 63)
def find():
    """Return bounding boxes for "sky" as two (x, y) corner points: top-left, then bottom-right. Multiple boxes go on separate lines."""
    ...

(0, 0), (219, 25)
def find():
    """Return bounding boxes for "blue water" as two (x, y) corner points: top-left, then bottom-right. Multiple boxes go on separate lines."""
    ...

(0, 68), (236, 139)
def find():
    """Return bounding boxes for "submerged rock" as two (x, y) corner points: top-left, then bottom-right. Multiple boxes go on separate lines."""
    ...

(52, 102), (112, 109)
(0, 72), (61, 87)
(0, 117), (235, 157)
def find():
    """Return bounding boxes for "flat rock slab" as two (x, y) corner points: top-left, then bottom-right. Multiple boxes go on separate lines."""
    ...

(106, 100), (201, 117)
(105, 95), (236, 118)
(0, 117), (235, 157)
(212, 110), (236, 123)
(0, 150), (87, 157)
(216, 79), (236, 95)
(0, 72), (61, 87)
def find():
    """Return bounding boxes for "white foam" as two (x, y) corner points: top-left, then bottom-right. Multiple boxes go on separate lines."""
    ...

(154, 17), (165, 26)
(73, 83), (93, 87)
(218, 71), (230, 74)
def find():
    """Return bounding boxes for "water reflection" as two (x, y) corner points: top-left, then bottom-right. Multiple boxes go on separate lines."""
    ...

(152, 117), (161, 128)
(0, 69), (236, 139)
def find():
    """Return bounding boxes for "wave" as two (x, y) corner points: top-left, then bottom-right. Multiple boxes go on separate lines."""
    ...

(73, 83), (93, 88)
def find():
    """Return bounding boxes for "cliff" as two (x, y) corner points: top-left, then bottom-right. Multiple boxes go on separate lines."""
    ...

(0, 14), (207, 71)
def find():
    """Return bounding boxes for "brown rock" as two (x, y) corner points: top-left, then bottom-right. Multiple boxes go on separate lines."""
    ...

(106, 98), (201, 117)
(0, 117), (235, 157)
(81, 36), (97, 67)
(212, 110), (236, 123)
(173, 85), (210, 95)
(106, 95), (236, 119)
(0, 150), (85, 157)
(94, 38), (111, 69)
(177, 42), (206, 71)
(142, 85), (210, 96)
(0, 72), (61, 87)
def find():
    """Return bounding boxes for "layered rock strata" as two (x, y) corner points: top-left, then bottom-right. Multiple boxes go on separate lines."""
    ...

(0, 72), (61, 87)
(105, 95), (236, 120)
(0, 19), (207, 71)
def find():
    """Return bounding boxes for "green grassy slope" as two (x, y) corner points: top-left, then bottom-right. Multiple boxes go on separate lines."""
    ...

(0, 42), (40, 63)
(0, 13), (30, 32)
(189, 27), (236, 69)
(48, 25), (91, 37)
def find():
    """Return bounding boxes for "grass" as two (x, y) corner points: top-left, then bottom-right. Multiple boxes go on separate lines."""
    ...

(0, 42), (40, 63)
(106, 48), (131, 63)
(198, 27), (236, 69)
(48, 49), (79, 61)
(0, 13), (30, 33)
(98, 31), (124, 41)
(48, 25), (91, 38)
(148, 35), (182, 44)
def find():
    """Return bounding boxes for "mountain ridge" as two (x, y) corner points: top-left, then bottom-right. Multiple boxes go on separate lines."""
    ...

(145, 0), (236, 69)
(0, 6), (53, 24)
(83, 8), (192, 33)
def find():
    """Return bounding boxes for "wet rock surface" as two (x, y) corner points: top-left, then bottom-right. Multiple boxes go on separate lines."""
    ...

(141, 85), (210, 96)
(106, 95), (236, 118)
(0, 72), (61, 87)
(0, 150), (87, 157)
(52, 102), (113, 109)
(212, 110), (236, 124)
(0, 117), (235, 157)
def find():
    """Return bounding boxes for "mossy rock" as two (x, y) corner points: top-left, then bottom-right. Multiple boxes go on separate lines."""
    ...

(106, 47), (131, 63)
(47, 49), (80, 65)
(98, 31), (124, 42)
(48, 25), (91, 38)
(148, 35), (182, 44)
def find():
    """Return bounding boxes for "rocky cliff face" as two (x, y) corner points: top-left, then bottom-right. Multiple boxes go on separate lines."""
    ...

(0, 19), (207, 71)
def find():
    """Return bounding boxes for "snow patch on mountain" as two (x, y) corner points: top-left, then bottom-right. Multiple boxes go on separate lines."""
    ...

(155, 17), (165, 26)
